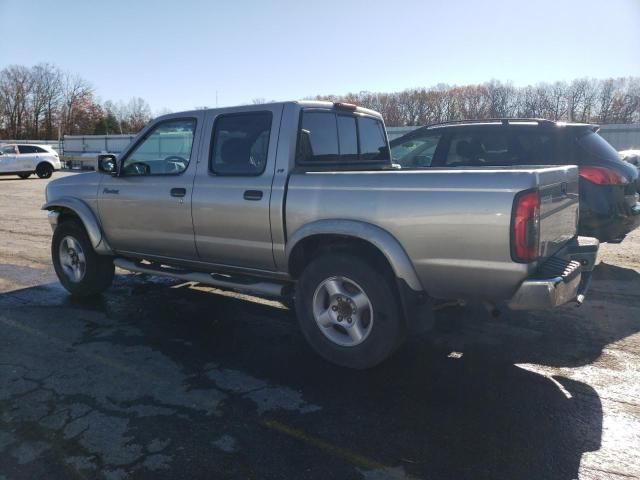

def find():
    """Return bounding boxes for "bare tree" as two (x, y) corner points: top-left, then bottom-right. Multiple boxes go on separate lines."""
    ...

(0, 65), (33, 138)
(39, 64), (64, 139)
(485, 80), (516, 118)
(125, 97), (152, 132)
(29, 63), (63, 138)
(61, 73), (94, 135)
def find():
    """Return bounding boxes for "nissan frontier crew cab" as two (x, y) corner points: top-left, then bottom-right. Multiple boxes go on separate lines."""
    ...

(43, 101), (599, 369)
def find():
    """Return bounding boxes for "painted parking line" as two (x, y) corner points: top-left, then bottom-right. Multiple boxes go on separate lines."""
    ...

(259, 417), (387, 471)
(259, 417), (419, 479)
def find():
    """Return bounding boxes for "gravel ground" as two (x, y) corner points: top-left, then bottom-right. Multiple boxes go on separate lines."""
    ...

(0, 171), (639, 480)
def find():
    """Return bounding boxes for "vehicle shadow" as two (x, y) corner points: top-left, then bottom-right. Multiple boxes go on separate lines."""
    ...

(0, 177), (40, 181)
(3, 262), (636, 478)
(429, 261), (640, 369)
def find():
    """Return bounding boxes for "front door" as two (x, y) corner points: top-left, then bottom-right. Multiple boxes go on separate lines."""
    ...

(192, 106), (282, 271)
(0, 145), (19, 172)
(97, 116), (203, 260)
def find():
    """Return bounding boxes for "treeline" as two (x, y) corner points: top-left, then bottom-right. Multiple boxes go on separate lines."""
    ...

(3, 64), (639, 139)
(313, 77), (640, 127)
(0, 63), (156, 140)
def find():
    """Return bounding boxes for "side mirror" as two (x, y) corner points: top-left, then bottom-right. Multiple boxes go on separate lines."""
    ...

(97, 154), (118, 175)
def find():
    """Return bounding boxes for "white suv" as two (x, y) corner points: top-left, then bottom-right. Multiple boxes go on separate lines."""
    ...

(0, 143), (62, 179)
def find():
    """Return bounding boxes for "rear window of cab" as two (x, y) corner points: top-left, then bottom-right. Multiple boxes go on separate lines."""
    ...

(296, 110), (389, 165)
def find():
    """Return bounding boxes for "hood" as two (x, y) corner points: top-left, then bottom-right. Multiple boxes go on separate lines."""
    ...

(44, 172), (101, 206)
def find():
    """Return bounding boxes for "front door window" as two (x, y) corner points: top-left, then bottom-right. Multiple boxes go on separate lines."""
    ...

(122, 119), (196, 176)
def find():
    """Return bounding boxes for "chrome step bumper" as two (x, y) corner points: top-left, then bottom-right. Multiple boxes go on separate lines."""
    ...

(508, 236), (599, 310)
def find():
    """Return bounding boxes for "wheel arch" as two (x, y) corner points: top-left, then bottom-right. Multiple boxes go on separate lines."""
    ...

(42, 197), (112, 254)
(36, 160), (56, 171)
(286, 219), (423, 292)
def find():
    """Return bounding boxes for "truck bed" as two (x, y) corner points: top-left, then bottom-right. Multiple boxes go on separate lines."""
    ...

(285, 165), (579, 300)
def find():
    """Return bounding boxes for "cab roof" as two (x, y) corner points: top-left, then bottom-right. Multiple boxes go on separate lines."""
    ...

(155, 101), (383, 123)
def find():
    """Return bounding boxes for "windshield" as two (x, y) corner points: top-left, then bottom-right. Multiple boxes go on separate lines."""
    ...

(576, 131), (621, 162)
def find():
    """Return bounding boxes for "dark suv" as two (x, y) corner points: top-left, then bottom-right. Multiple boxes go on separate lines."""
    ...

(390, 119), (640, 242)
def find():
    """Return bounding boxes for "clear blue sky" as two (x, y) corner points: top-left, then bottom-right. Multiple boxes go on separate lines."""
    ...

(1, 0), (638, 113)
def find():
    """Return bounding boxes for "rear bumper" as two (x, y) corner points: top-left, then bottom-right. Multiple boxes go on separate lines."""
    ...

(508, 236), (599, 310)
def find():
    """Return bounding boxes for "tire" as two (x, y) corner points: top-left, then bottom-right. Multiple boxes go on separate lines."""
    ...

(18, 173), (31, 179)
(52, 219), (114, 297)
(295, 253), (404, 369)
(36, 162), (53, 179)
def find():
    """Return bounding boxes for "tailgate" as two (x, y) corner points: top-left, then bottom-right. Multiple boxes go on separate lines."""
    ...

(535, 166), (580, 260)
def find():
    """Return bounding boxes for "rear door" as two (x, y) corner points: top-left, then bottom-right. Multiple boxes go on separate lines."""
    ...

(191, 105), (282, 270)
(17, 145), (40, 170)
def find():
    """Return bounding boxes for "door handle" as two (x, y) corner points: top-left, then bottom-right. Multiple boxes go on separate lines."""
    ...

(170, 187), (186, 198)
(243, 190), (263, 201)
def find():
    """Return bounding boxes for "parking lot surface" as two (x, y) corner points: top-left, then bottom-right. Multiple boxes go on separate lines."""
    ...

(1, 172), (639, 480)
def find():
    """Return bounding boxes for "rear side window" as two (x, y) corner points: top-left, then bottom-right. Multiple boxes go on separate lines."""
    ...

(358, 117), (389, 160)
(296, 110), (389, 164)
(444, 129), (509, 166)
(210, 112), (272, 175)
(511, 131), (556, 164)
(18, 145), (38, 154)
(298, 112), (339, 163)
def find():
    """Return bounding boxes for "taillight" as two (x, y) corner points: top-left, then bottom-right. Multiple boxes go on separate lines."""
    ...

(512, 190), (540, 263)
(579, 166), (628, 185)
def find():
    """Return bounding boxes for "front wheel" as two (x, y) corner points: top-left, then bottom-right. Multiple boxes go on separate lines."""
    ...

(295, 253), (404, 369)
(52, 219), (114, 296)
(36, 162), (53, 178)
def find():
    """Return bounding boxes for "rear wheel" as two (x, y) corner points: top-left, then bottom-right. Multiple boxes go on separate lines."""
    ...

(52, 219), (114, 296)
(17, 173), (31, 179)
(295, 253), (404, 369)
(36, 162), (53, 179)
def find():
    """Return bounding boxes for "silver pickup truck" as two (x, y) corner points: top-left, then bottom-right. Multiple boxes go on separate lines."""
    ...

(43, 101), (599, 368)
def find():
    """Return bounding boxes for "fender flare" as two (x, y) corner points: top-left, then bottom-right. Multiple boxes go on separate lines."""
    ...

(42, 197), (113, 254)
(286, 219), (423, 292)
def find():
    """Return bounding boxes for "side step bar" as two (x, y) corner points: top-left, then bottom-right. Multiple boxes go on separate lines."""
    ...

(113, 258), (287, 298)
